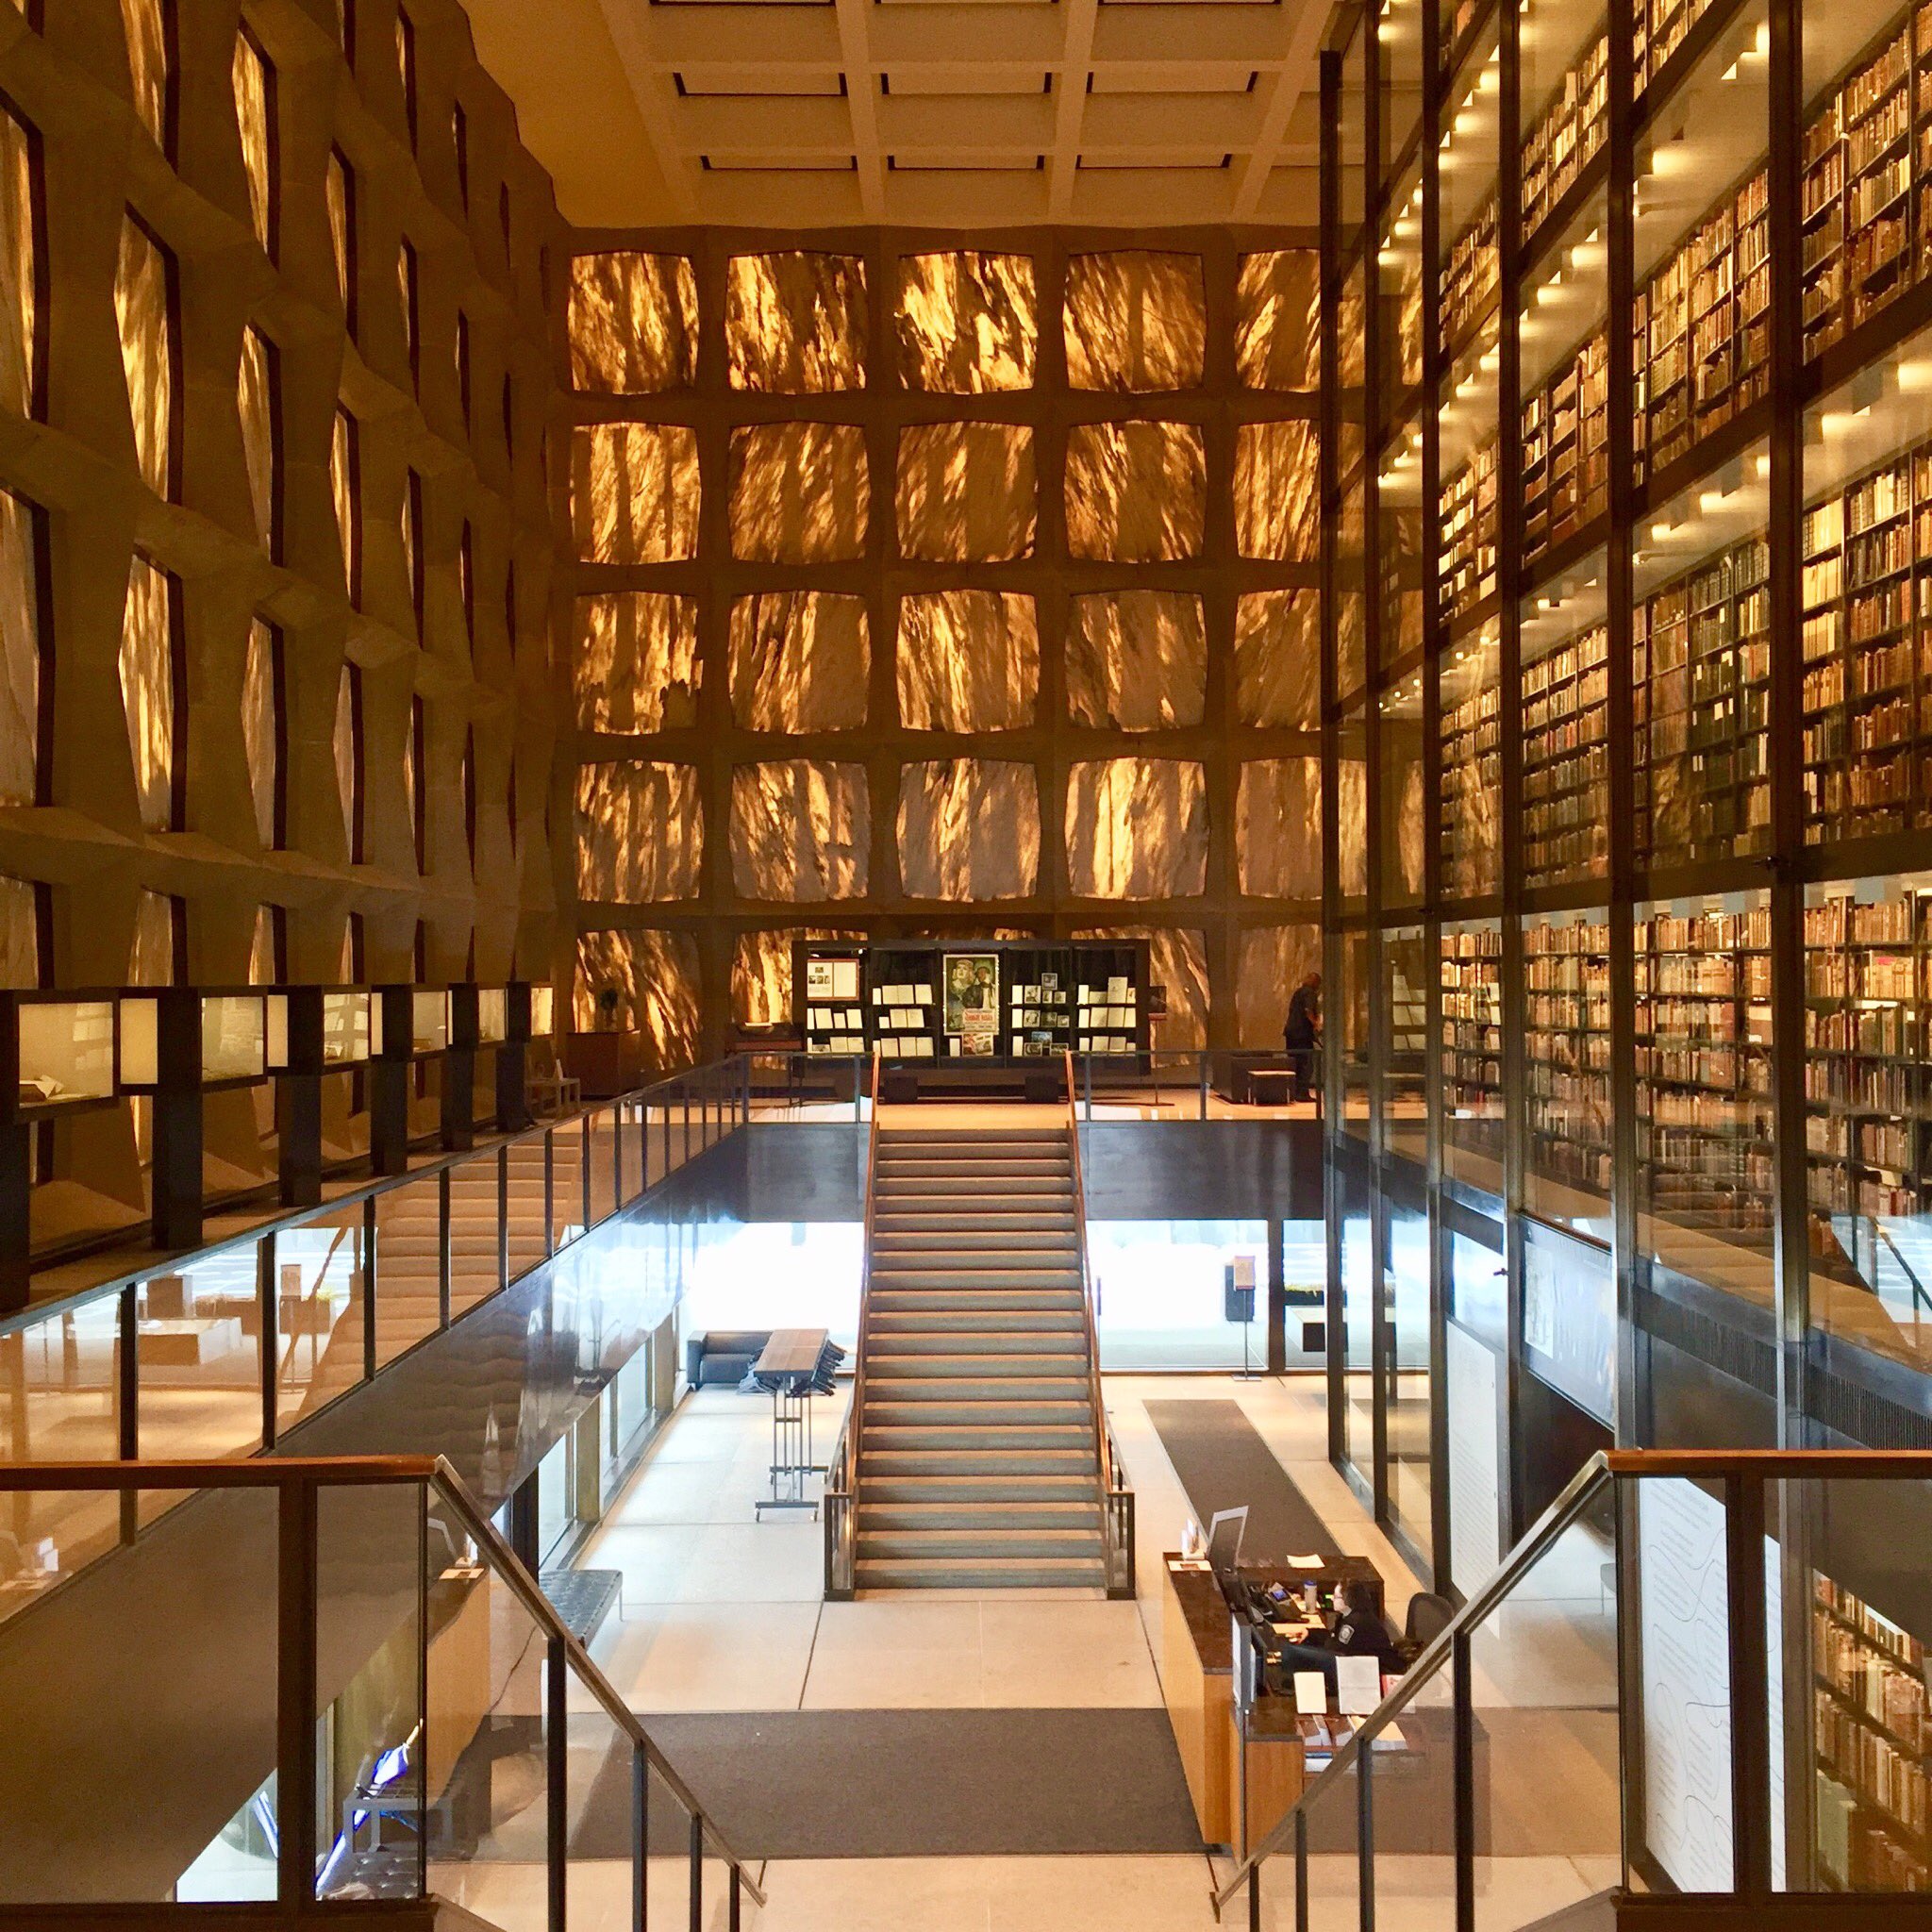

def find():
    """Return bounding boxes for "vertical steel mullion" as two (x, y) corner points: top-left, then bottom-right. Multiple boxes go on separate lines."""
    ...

(414, 1481), (429, 1900)
(547, 1635), (567, 1932)
(276, 1476), (319, 1908)
(1724, 1474), (1773, 1898)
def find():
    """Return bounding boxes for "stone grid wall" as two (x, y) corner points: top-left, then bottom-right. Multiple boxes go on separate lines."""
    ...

(0, 0), (562, 1232)
(562, 228), (1324, 1063)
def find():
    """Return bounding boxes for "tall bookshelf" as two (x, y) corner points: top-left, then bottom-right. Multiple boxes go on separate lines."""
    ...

(1524, 333), (1609, 567)
(1524, 914), (1613, 1203)
(1440, 441), (1500, 624)
(1441, 922), (1505, 1177)
(1441, 622), (1504, 898)
(1522, 35), (1608, 255)
(1523, 621), (1610, 883)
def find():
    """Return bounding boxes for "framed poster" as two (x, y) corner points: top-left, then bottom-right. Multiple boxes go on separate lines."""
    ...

(942, 953), (999, 1037)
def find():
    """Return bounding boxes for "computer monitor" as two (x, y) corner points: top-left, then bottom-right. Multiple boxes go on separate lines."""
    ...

(1206, 1506), (1248, 1588)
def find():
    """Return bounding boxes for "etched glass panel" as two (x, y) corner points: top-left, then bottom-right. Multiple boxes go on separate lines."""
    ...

(0, 488), (39, 807)
(728, 592), (870, 732)
(575, 762), (703, 903)
(1237, 759), (1324, 898)
(1235, 421), (1321, 561)
(571, 424), (700, 564)
(896, 251), (1038, 392)
(574, 929), (700, 1069)
(569, 253), (699, 393)
(575, 593), (700, 735)
(233, 27), (273, 254)
(1063, 251), (1207, 391)
(116, 214), (172, 498)
(895, 424), (1036, 562)
(1235, 251), (1321, 390)
(1064, 423), (1205, 562)
(896, 591), (1038, 732)
(242, 618), (277, 849)
(1064, 758), (1208, 899)
(239, 326), (275, 555)
(728, 424), (868, 563)
(0, 102), (37, 417)
(120, 554), (175, 832)
(1065, 591), (1206, 730)
(729, 760), (870, 902)
(726, 251), (868, 393)
(1235, 591), (1322, 728)
(896, 760), (1041, 901)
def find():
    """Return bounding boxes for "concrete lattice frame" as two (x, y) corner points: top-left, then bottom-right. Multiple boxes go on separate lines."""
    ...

(559, 224), (1324, 1059)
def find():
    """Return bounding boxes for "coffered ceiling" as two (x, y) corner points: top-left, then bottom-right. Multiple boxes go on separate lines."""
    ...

(464, 0), (1329, 228)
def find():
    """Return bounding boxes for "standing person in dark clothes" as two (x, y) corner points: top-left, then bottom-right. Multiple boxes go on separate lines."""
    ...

(1284, 971), (1322, 1104)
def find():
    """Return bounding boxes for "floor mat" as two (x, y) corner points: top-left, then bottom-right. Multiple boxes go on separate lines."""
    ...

(571, 1707), (1203, 1859)
(1143, 1399), (1342, 1566)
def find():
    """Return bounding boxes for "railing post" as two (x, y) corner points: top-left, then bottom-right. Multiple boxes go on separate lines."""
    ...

(542, 1129), (556, 1258)
(437, 1167), (452, 1330)
(581, 1112), (592, 1231)
(497, 1144), (509, 1293)
(258, 1232), (278, 1449)
(729, 1863), (741, 1932)
(361, 1195), (378, 1385)
(1358, 1732), (1374, 1932)
(632, 1744), (648, 1932)
(689, 1810), (704, 1932)
(276, 1474), (319, 1909)
(1453, 1628), (1475, 1932)
(548, 1635), (567, 1932)
(1199, 1052), (1209, 1121)
(414, 1480), (429, 1900)
(1725, 1473), (1773, 1899)
(1295, 1807), (1308, 1932)
(1247, 1854), (1260, 1932)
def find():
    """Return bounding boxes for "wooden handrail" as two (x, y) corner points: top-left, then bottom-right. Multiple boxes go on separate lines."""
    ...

(1604, 1448), (1932, 1476)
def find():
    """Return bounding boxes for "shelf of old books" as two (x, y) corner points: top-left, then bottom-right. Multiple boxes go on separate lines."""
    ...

(1634, 891), (1775, 1287)
(1524, 909), (1614, 1228)
(1518, 0), (1607, 268)
(1440, 617), (1503, 900)
(1439, 310), (1501, 631)
(1520, 548), (1610, 885)
(1441, 916), (1505, 1193)
(1382, 168), (1426, 405)
(1632, 439), (1772, 869)
(1439, 23), (1501, 367)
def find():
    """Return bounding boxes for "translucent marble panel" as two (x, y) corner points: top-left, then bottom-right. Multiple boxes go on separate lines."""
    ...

(1237, 759), (1322, 898)
(728, 592), (869, 732)
(575, 929), (700, 1069)
(1063, 252), (1206, 392)
(233, 28), (273, 254)
(896, 252), (1037, 393)
(1076, 925), (1208, 1050)
(575, 761), (703, 903)
(1235, 422), (1320, 562)
(1065, 591), (1206, 731)
(896, 591), (1038, 733)
(571, 424), (700, 564)
(1065, 423), (1203, 562)
(0, 103), (36, 416)
(0, 489), (40, 808)
(1338, 757), (1368, 898)
(242, 618), (277, 848)
(334, 667), (357, 850)
(726, 252), (867, 393)
(1064, 758), (1208, 899)
(239, 326), (275, 554)
(1237, 924), (1324, 1048)
(728, 424), (867, 564)
(0, 874), (37, 989)
(896, 760), (1041, 901)
(1235, 251), (1321, 391)
(326, 152), (351, 317)
(730, 760), (870, 902)
(129, 888), (175, 986)
(122, 0), (169, 151)
(569, 253), (699, 394)
(575, 593), (700, 734)
(895, 424), (1036, 562)
(733, 927), (865, 1026)
(331, 407), (357, 593)
(249, 905), (276, 986)
(1235, 591), (1320, 728)
(116, 215), (172, 498)
(120, 554), (175, 831)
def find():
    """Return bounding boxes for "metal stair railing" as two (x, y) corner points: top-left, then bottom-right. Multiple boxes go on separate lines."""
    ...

(0, 1455), (766, 1925)
(822, 1047), (880, 1600)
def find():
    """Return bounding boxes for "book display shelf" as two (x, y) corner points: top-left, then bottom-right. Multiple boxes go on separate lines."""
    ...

(1440, 619), (1503, 898)
(1441, 918), (1505, 1190)
(1524, 911), (1614, 1213)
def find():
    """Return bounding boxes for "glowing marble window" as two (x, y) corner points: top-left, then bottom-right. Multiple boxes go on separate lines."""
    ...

(122, 0), (174, 157)
(1236, 924), (1323, 1047)
(455, 310), (471, 427)
(326, 149), (355, 331)
(895, 591), (1038, 733)
(1063, 758), (1208, 899)
(401, 467), (423, 637)
(129, 887), (179, 987)
(895, 424), (1036, 563)
(239, 326), (278, 558)
(1064, 423), (1204, 562)
(728, 592), (870, 732)
(575, 761), (702, 903)
(729, 760), (870, 902)
(1063, 252), (1206, 392)
(331, 406), (359, 599)
(575, 930), (701, 1068)
(1077, 925), (1208, 1050)
(1066, 592), (1207, 731)
(396, 6), (417, 148)
(1235, 251), (1321, 391)
(1235, 591), (1321, 728)
(120, 553), (179, 833)
(1235, 422), (1320, 561)
(0, 489), (42, 808)
(0, 100), (39, 420)
(453, 102), (469, 208)
(732, 927), (864, 1028)
(406, 695), (424, 871)
(728, 424), (868, 564)
(1236, 759), (1323, 898)
(398, 240), (419, 388)
(575, 593), (700, 734)
(233, 25), (275, 257)
(726, 252), (868, 393)
(460, 729), (476, 862)
(896, 760), (1041, 902)
(569, 253), (699, 393)
(458, 522), (475, 652)
(0, 874), (40, 991)
(242, 617), (282, 850)
(115, 213), (175, 499)
(896, 252), (1037, 393)
(250, 905), (281, 986)
(335, 664), (362, 860)
(571, 424), (700, 565)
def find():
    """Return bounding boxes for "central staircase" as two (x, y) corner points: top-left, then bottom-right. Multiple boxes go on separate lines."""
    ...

(853, 1125), (1109, 1591)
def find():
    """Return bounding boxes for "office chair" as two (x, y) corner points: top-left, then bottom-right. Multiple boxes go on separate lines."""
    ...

(1404, 1591), (1456, 1649)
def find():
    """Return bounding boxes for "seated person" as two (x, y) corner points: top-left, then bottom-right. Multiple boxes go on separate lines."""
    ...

(1267, 1580), (1407, 1693)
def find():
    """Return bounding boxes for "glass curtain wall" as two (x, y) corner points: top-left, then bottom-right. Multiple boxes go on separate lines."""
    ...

(1326, 0), (1932, 1614)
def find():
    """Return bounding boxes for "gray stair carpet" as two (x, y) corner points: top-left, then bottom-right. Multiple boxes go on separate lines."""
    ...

(856, 1126), (1107, 1591)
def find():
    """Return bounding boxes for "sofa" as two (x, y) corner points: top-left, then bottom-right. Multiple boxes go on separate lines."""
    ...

(685, 1330), (770, 1389)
